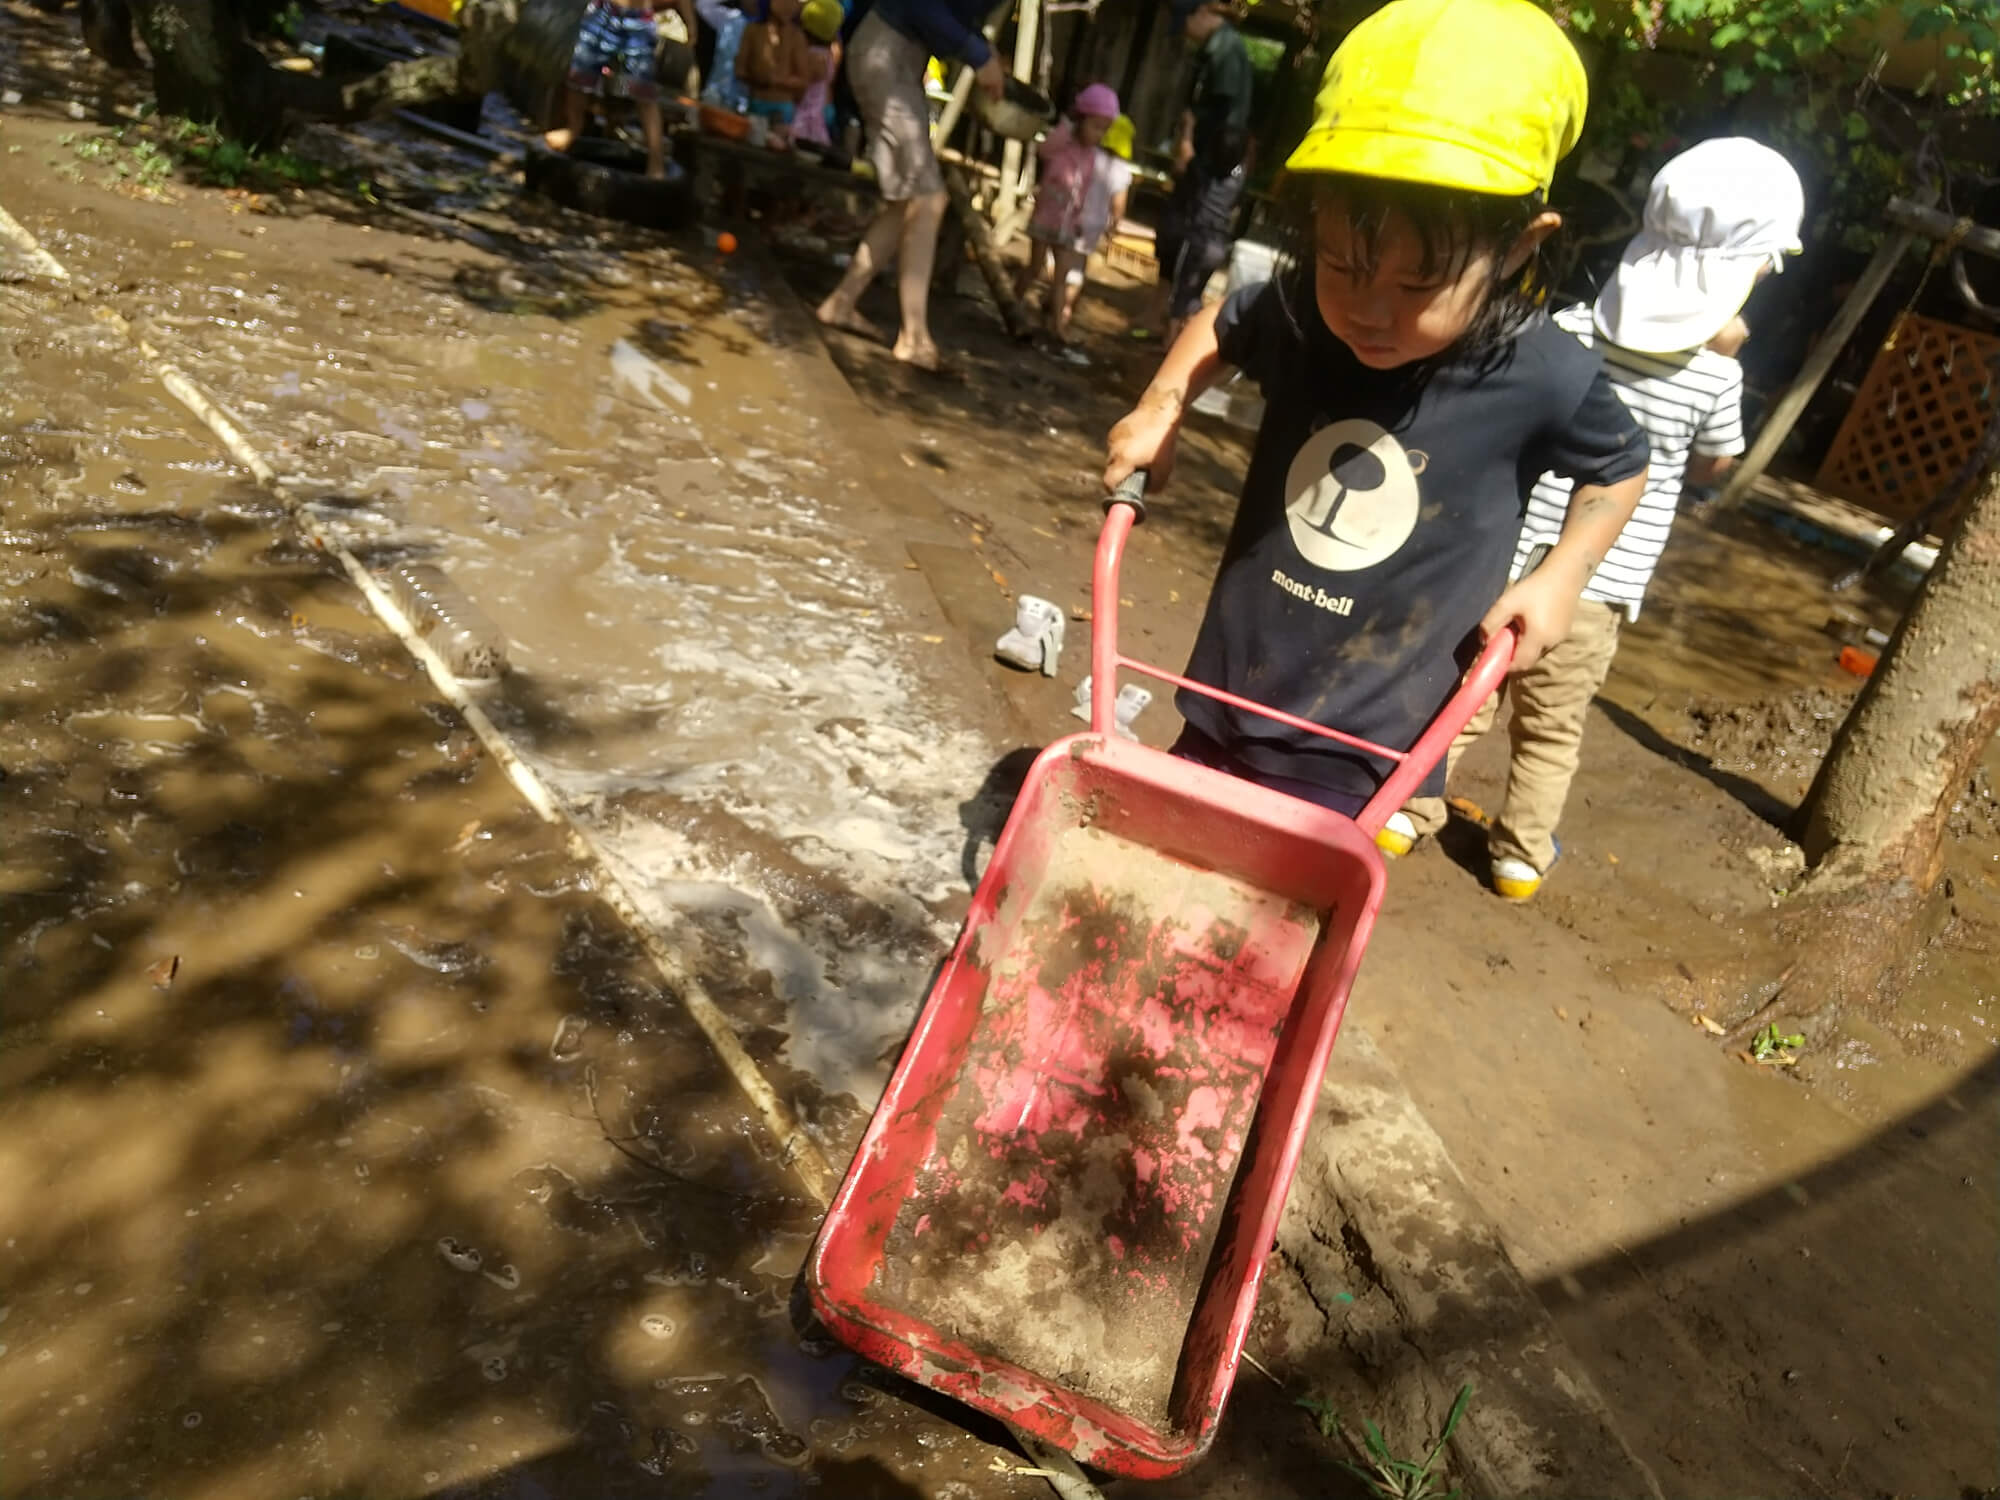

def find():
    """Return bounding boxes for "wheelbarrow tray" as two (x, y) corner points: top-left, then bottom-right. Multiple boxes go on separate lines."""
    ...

(806, 729), (1386, 1477)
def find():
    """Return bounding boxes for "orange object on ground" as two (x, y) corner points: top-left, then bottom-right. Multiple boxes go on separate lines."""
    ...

(716, 231), (738, 254)
(1839, 645), (1878, 676)
(699, 104), (751, 141)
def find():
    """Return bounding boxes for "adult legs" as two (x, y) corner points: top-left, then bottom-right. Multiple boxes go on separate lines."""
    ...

(816, 197), (907, 343)
(891, 189), (947, 367)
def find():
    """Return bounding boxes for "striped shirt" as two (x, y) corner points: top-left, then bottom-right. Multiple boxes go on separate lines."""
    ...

(1516, 303), (1745, 619)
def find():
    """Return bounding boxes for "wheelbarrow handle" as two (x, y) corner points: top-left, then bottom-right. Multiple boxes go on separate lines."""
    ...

(1102, 469), (1148, 524)
(1090, 480), (1516, 831)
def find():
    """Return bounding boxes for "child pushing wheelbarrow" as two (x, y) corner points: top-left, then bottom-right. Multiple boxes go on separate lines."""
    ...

(808, 0), (1651, 1474)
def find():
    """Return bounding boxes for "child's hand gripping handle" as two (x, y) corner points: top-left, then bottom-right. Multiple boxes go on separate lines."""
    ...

(1103, 469), (1148, 522)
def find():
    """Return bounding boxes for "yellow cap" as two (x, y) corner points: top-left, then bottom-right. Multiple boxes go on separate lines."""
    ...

(802, 0), (843, 41)
(1286, 0), (1587, 196)
(1103, 114), (1135, 162)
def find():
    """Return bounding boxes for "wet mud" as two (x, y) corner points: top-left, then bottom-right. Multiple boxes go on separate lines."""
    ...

(881, 826), (1316, 1431)
(0, 145), (1041, 1500)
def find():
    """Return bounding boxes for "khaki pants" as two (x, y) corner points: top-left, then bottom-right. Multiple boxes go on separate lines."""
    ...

(1405, 599), (1623, 871)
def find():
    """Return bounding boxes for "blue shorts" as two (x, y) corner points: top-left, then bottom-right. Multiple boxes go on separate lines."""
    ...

(1169, 726), (1371, 818)
(569, 0), (661, 101)
(746, 98), (796, 124)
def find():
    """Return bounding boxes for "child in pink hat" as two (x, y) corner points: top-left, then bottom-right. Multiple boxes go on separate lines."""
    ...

(1014, 82), (1133, 357)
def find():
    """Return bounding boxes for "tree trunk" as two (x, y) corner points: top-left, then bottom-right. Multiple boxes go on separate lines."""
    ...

(1799, 462), (2000, 890)
(129, 0), (356, 141)
(128, 0), (531, 144)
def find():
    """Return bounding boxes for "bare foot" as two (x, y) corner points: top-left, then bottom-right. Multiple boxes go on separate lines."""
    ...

(891, 334), (945, 373)
(543, 128), (577, 153)
(645, 162), (668, 181)
(815, 300), (888, 344)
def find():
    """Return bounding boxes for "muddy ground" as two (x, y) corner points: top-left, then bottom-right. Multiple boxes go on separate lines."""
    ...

(4, 10), (1998, 1497)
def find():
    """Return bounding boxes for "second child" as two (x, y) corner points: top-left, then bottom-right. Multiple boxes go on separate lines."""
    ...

(1385, 138), (1806, 898)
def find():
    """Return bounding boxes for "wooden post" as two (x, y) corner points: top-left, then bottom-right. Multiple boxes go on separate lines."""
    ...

(1883, 195), (2000, 259)
(990, 0), (1040, 228)
(944, 163), (1034, 338)
(1713, 187), (1940, 512)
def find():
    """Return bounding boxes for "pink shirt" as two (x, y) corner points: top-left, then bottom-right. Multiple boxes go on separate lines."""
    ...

(1030, 122), (1132, 246)
(794, 43), (833, 144)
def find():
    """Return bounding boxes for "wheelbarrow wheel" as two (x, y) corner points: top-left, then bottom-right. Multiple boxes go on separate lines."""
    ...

(525, 136), (699, 232)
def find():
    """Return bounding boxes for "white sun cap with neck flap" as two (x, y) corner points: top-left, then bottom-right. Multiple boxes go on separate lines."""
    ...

(1595, 137), (1805, 355)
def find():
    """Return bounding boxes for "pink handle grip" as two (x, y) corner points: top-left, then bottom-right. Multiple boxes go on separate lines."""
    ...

(1091, 497), (1516, 835)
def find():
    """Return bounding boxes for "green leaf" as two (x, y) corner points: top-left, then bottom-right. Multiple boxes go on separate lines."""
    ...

(1845, 111), (1871, 140)
(1363, 1418), (1392, 1461)
(1721, 63), (1756, 91)
(1903, 6), (1950, 40)
(1711, 19), (1750, 45)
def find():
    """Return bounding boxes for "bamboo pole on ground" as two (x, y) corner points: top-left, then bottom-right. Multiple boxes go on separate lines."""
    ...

(944, 162), (1034, 337)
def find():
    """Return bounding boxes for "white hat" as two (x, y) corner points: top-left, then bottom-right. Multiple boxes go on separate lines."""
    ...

(1594, 137), (1805, 354)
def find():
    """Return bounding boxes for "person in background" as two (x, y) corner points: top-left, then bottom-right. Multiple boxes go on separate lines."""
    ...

(1384, 138), (1805, 900)
(1102, 0), (1650, 827)
(1014, 83), (1133, 356)
(813, 0), (1004, 371)
(793, 0), (845, 147)
(697, 0), (751, 112)
(738, 0), (815, 142)
(1145, 0), (1253, 339)
(547, 0), (694, 178)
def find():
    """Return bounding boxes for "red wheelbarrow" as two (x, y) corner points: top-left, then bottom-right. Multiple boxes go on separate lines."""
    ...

(806, 480), (1514, 1478)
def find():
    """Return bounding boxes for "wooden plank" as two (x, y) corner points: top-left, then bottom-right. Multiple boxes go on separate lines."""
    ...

(1884, 196), (2000, 260)
(1713, 192), (1938, 511)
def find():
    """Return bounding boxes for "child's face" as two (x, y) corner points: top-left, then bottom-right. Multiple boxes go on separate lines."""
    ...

(1312, 198), (1560, 369)
(1079, 114), (1110, 147)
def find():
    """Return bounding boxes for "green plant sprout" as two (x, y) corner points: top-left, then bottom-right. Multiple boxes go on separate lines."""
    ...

(1296, 1382), (1474, 1500)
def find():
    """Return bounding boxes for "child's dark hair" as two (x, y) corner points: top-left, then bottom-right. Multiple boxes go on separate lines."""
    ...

(1272, 172), (1561, 365)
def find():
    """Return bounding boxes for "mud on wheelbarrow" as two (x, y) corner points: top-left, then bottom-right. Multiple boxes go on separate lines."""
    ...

(807, 479), (1514, 1478)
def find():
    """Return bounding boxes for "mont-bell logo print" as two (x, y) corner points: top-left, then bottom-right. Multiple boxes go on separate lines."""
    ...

(1281, 418), (1426, 572)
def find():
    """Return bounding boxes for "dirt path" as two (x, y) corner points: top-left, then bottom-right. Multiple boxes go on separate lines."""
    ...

(778, 226), (2000, 1498)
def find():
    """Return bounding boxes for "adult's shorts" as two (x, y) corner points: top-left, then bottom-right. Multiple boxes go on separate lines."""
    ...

(847, 10), (943, 202)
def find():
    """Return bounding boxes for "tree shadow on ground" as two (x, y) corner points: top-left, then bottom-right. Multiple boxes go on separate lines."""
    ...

(1522, 1050), (2000, 1497)
(0, 459), (1032, 1497)
(1595, 695), (1797, 832)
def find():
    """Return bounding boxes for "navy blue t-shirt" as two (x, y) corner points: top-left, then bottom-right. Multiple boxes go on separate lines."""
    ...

(1179, 281), (1650, 801)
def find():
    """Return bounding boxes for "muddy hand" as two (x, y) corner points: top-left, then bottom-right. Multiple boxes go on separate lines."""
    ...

(1104, 394), (1181, 496)
(1478, 568), (1576, 672)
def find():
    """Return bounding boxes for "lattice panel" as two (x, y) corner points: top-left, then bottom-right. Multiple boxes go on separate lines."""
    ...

(1815, 313), (2000, 525)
